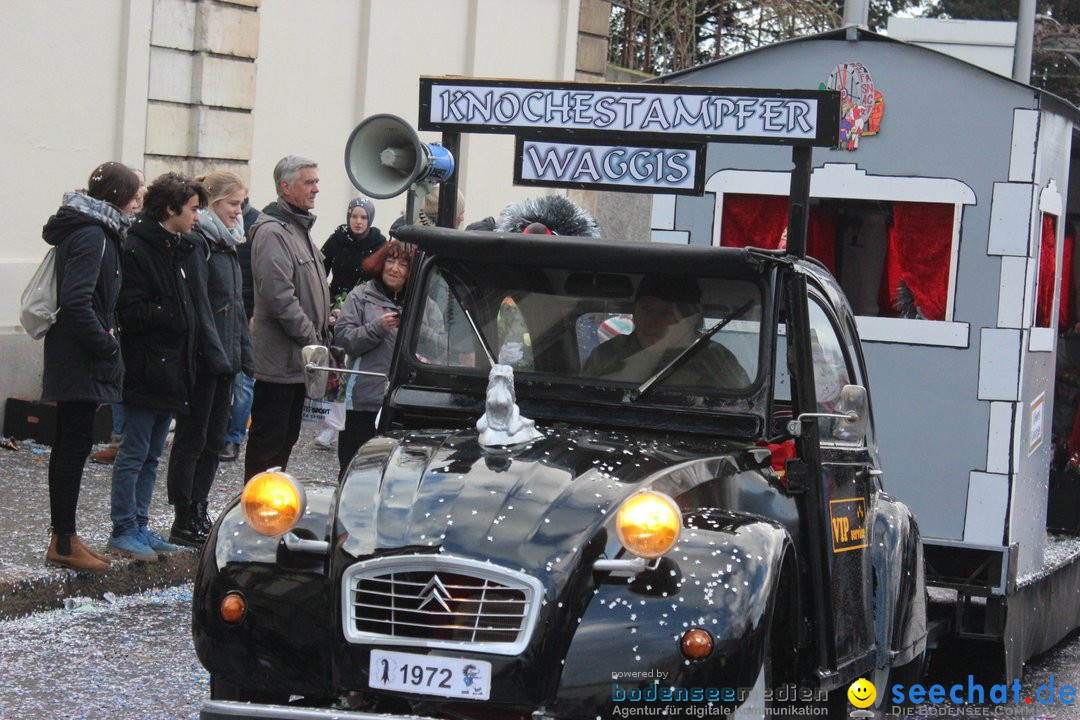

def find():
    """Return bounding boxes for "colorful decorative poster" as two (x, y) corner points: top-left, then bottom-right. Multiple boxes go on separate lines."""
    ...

(821, 63), (884, 151)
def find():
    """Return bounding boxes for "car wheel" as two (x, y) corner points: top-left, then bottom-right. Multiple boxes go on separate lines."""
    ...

(883, 647), (928, 710)
(210, 674), (290, 705)
(871, 663), (890, 709)
(733, 656), (769, 720)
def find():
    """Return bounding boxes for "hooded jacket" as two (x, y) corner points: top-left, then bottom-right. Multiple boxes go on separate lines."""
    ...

(236, 202), (260, 319)
(40, 191), (130, 404)
(249, 199), (331, 383)
(334, 277), (404, 412)
(117, 214), (198, 413)
(188, 209), (254, 376)
(321, 224), (387, 301)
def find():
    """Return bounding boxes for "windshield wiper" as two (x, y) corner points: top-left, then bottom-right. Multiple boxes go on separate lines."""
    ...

(441, 273), (496, 368)
(632, 299), (755, 402)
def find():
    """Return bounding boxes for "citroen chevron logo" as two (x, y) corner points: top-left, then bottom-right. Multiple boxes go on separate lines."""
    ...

(417, 575), (454, 613)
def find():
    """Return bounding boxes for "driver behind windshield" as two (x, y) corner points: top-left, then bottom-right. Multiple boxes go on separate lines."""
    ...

(582, 275), (750, 389)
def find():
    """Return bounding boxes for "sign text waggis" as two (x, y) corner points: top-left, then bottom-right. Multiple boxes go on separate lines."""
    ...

(420, 77), (841, 147)
(515, 139), (705, 195)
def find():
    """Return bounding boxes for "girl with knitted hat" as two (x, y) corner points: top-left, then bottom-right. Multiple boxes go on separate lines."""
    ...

(321, 197), (387, 304)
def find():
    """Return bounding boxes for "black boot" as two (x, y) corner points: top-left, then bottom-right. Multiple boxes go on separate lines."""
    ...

(169, 504), (207, 548)
(193, 500), (213, 536)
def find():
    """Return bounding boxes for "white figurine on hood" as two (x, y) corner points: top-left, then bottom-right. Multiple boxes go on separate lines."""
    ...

(476, 364), (543, 447)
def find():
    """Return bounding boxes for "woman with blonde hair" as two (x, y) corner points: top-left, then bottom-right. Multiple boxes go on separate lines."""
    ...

(166, 170), (253, 547)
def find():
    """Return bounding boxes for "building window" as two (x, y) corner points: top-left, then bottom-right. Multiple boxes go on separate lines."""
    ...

(700, 164), (976, 332)
(719, 193), (956, 321)
(1035, 213), (1058, 329)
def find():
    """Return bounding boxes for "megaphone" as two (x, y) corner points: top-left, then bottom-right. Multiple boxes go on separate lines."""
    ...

(344, 114), (455, 199)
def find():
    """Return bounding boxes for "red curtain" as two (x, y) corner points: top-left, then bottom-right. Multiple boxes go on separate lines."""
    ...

(1062, 223), (1076, 329)
(721, 194), (788, 250)
(880, 202), (953, 321)
(1036, 215), (1058, 328)
(720, 193), (836, 274)
(807, 208), (837, 276)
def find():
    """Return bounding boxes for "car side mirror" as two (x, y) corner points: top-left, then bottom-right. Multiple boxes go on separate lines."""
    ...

(832, 384), (868, 442)
(787, 384), (868, 444)
(302, 345), (331, 400)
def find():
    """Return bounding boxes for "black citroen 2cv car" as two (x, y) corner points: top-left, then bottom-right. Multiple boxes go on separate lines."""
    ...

(194, 224), (926, 719)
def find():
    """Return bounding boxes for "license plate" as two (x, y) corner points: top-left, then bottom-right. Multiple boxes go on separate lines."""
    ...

(368, 649), (491, 700)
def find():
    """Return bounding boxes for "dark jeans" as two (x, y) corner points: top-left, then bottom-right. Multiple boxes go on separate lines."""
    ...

(244, 381), (306, 481)
(48, 401), (97, 536)
(167, 373), (232, 507)
(225, 371), (254, 444)
(110, 404), (172, 537)
(338, 409), (378, 475)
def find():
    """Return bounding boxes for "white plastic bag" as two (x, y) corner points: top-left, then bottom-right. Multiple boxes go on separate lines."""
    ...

(303, 398), (346, 430)
(323, 401), (346, 431)
(19, 247), (58, 339)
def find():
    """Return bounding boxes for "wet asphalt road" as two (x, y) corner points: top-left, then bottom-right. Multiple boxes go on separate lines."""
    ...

(0, 585), (204, 720)
(2, 583), (1080, 719)
(2, 428), (1080, 718)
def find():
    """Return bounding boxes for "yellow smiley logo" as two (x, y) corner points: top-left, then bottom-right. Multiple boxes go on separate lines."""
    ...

(847, 678), (876, 709)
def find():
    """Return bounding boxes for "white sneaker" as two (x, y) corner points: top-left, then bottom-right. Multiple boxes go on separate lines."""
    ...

(313, 428), (336, 449)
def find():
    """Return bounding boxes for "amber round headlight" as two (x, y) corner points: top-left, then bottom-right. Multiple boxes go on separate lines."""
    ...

(241, 470), (306, 536)
(615, 491), (681, 559)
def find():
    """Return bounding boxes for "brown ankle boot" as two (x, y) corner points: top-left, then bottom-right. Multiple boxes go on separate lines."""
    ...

(71, 535), (111, 565)
(46, 533), (109, 573)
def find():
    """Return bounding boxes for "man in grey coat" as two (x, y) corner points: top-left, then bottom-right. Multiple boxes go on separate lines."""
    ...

(244, 156), (332, 480)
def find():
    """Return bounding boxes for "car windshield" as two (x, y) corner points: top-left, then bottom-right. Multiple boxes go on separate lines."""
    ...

(410, 258), (763, 396)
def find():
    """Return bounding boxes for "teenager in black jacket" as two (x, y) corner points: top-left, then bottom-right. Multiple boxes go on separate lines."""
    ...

(107, 173), (206, 561)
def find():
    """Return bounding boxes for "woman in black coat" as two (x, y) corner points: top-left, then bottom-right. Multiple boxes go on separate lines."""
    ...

(166, 171), (253, 547)
(321, 197), (386, 303)
(41, 161), (141, 572)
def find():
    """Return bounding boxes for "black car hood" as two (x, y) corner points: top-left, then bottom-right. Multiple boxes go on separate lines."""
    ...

(336, 427), (771, 573)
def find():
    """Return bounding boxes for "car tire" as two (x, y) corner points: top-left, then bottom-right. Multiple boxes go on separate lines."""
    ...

(734, 653), (770, 720)
(210, 674), (290, 705)
(882, 647), (928, 710)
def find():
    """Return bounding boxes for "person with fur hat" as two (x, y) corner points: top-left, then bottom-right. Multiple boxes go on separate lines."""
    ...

(321, 197), (387, 303)
(496, 194), (601, 237)
(332, 239), (416, 474)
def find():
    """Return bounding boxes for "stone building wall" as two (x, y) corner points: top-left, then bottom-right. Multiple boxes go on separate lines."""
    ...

(144, 0), (261, 182)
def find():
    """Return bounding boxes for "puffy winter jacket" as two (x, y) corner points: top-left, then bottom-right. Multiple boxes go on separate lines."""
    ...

(248, 199), (331, 383)
(40, 191), (129, 404)
(117, 214), (198, 414)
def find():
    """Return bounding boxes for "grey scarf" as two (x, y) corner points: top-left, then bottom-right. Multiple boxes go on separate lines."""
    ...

(62, 190), (133, 237)
(198, 208), (245, 248)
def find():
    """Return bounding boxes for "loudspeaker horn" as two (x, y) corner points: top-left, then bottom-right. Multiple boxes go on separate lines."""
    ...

(344, 114), (455, 199)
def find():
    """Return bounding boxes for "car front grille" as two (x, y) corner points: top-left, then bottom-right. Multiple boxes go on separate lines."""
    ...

(342, 555), (544, 655)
